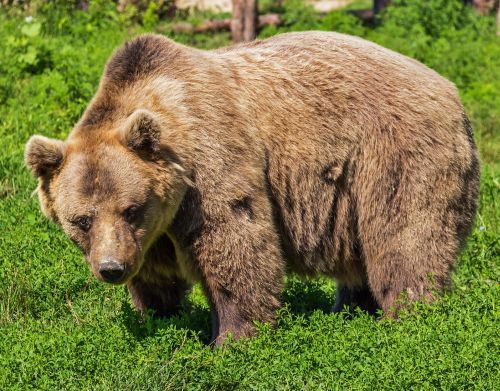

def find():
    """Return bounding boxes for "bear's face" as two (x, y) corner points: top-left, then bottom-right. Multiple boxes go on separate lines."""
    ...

(25, 110), (189, 284)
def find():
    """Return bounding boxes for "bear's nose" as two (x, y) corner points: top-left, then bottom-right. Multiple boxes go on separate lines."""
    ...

(98, 259), (127, 283)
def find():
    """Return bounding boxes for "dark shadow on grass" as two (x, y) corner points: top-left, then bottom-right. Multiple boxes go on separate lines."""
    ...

(283, 276), (381, 319)
(120, 276), (376, 344)
(119, 293), (212, 344)
(282, 276), (337, 315)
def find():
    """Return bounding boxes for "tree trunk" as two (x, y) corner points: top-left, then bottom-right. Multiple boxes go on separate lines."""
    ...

(231, 0), (258, 43)
(497, 1), (500, 35)
(243, 0), (258, 41)
(231, 0), (245, 43)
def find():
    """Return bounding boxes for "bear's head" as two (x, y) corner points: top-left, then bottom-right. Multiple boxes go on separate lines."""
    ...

(25, 109), (190, 284)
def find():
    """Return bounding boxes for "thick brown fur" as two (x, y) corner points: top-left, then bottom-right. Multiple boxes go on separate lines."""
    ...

(25, 32), (479, 344)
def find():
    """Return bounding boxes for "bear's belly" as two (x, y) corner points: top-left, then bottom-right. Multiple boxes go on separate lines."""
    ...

(281, 233), (366, 287)
(266, 144), (362, 281)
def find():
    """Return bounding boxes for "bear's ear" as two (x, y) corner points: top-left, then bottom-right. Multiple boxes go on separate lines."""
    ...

(120, 109), (194, 187)
(120, 109), (162, 155)
(25, 135), (65, 178)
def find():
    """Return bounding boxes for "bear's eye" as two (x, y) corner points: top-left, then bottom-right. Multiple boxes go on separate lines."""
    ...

(123, 205), (139, 224)
(71, 215), (92, 232)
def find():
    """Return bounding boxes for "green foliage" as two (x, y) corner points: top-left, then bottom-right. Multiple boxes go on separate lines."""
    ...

(0, 0), (498, 389)
(142, 1), (160, 29)
(381, 0), (481, 39)
(320, 10), (365, 35)
(260, 0), (320, 36)
(37, 0), (128, 35)
(260, 0), (365, 37)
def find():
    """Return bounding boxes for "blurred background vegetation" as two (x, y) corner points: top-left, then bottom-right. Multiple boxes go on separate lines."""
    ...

(0, 0), (498, 389)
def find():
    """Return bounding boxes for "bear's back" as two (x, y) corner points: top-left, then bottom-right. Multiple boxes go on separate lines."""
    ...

(216, 31), (457, 103)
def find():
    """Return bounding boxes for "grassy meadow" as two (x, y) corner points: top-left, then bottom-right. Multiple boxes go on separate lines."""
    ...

(0, 0), (498, 389)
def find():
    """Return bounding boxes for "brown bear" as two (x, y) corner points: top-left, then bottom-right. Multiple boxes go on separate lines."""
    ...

(25, 32), (479, 344)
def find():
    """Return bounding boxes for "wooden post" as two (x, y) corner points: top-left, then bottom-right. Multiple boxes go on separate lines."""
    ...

(497, 1), (500, 36)
(231, 0), (258, 43)
(243, 0), (258, 42)
(231, 0), (245, 43)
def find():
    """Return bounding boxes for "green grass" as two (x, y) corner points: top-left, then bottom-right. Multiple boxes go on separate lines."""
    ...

(0, 1), (498, 389)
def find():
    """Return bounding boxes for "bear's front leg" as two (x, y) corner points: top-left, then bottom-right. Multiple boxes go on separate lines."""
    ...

(127, 275), (189, 318)
(127, 234), (189, 317)
(194, 195), (285, 345)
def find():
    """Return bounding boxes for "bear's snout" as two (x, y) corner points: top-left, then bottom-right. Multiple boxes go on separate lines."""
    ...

(98, 258), (128, 284)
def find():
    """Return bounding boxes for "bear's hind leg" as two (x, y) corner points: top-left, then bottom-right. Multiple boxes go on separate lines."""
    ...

(364, 248), (451, 317)
(333, 283), (380, 315)
(356, 133), (478, 316)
